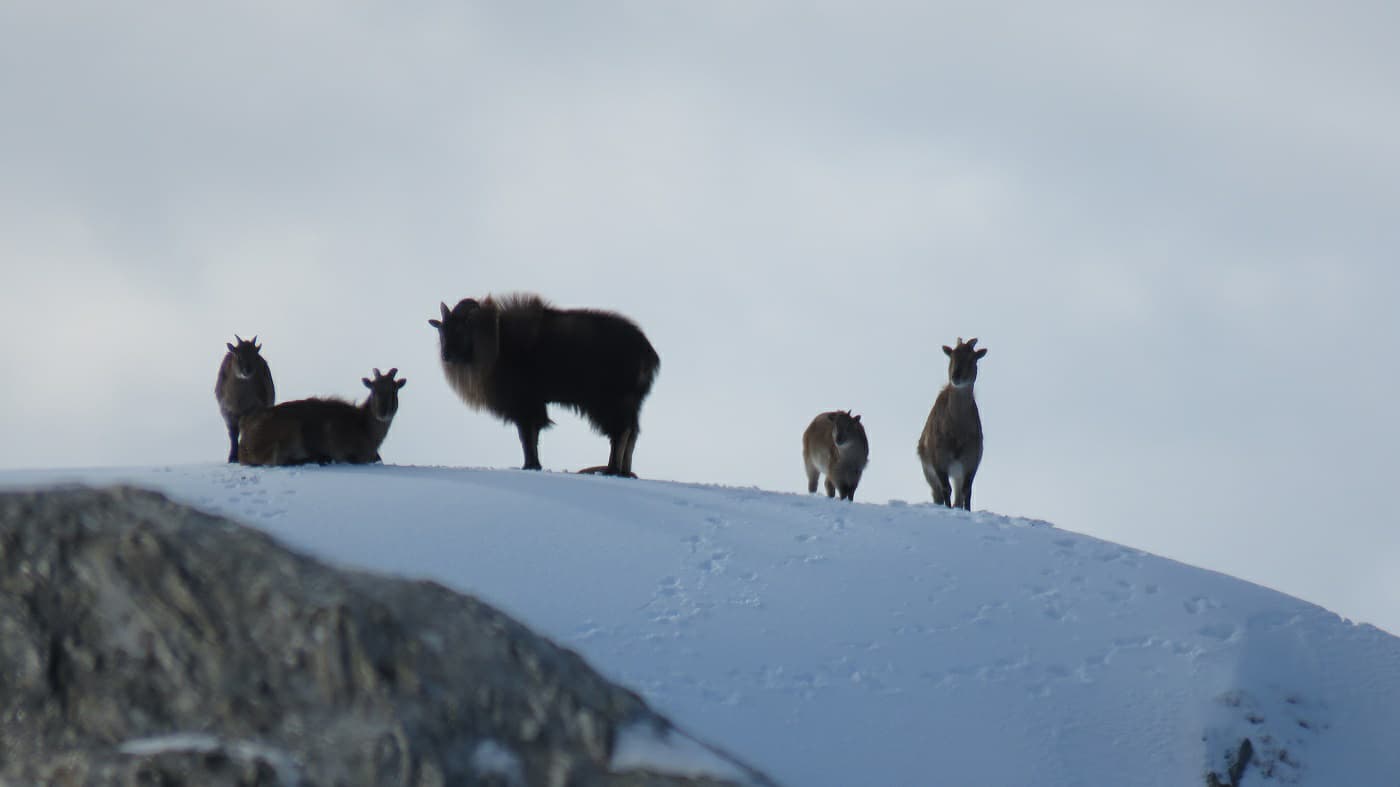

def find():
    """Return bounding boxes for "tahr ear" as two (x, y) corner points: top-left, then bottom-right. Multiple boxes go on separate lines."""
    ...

(428, 318), (441, 328)
(226, 343), (237, 353)
(363, 378), (373, 389)
(975, 348), (987, 359)
(942, 345), (953, 357)
(441, 302), (451, 320)
(396, 378), (407, 389)
(853, 414), (861, 423)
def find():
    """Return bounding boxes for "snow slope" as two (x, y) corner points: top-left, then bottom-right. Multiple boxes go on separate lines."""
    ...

(3, 464), (1397, 786)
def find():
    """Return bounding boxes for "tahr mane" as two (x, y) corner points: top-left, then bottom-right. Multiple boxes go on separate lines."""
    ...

(429, 292), (660, 477)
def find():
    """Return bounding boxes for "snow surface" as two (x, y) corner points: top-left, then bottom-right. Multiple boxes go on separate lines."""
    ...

(117, 733), (301, 784)
(469, 739), (525, 785)
(611, 721), (762, 785)
(4, 463), (1399, 786)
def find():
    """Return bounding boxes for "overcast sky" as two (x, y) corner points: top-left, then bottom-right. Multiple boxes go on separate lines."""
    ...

(3, 2), (1398, 634)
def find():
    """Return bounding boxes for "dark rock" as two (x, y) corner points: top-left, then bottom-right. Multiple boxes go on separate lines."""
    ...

(0, 486), (775, 787)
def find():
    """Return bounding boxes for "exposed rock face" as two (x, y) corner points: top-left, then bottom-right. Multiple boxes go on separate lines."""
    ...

(0, 486), (774, 787)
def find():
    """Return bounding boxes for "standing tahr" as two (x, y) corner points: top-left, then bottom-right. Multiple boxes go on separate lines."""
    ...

(917, 337), (987, 510)
(215, 335), (274, 463)
(803, 410), (869, 501)
(429, 294), (660, 477)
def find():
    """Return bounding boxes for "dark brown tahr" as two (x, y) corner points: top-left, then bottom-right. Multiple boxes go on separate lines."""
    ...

(802, 410), (870, 501)
(916, 337), (987, 510)
(429, 294), (660, 477)
(214, 335), (275, 462)
(238, 368), (406, 466)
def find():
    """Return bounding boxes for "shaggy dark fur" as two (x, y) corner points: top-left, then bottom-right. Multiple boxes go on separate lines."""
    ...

(429, 294), (660, 476)
(215, 335), (275, 462)
(238, 368), (406, 467)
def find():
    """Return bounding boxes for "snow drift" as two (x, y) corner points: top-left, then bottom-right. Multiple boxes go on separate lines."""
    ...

(2, 463), (1396, 786)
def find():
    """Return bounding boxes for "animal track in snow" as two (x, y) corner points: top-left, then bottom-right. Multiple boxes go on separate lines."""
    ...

(1020, 584), (1077, 623)
(196, 468), (293, 522)
(664, 520), (765, 625)
(642, 574), (713, 632)
(1091, 546), (1140, 567)
(1099, 580), (1135, 604)
(1184, 595), (1223, 615)
(699, 549), (732, 575)
(966, 600), (1009, 624)
(1041, 598), (1074, 622)
(1197, 622), (1240, 642)
(929, 654), (1034, 690)
(744, 653), (901, 700)
(572, 620), (605, 641)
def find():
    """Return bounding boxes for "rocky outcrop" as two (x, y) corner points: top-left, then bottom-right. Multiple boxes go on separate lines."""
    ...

(0, 486), (775, 787)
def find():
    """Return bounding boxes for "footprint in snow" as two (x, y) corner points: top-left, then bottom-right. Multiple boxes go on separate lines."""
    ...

(1184, 595), (1222, 615)
(699, 550), (731, 574)
(968, 601), (1008, 624)
(1100, 580), (1135, 604)
(1197, 622), (1239, 642)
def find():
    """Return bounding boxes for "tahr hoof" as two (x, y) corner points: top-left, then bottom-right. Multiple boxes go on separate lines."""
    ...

(577, 465), (637, 478)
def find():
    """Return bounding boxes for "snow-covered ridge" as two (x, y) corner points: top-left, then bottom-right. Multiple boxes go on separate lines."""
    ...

(610, 720), (763, 785)
(4, 463), (1398, 786)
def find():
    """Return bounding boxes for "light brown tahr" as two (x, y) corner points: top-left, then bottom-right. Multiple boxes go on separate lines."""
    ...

(916, 337), (987, 510)
(238, 368), (406, 467)
(803, 410), (869, 502)
(215, 335), (275, 463)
